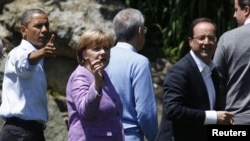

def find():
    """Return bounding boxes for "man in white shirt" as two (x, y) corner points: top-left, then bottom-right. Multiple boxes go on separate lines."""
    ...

(0, 8), (56, 141)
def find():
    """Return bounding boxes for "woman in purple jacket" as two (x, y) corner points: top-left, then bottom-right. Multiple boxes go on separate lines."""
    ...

(66, 29), (124, 141)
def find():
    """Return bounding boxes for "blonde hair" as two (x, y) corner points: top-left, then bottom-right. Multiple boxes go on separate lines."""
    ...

(76, 29), (114, 65)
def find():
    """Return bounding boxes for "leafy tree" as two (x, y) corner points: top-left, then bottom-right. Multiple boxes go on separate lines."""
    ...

(121, 0), (235, 62)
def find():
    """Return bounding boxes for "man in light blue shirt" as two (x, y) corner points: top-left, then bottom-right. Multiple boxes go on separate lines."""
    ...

(105, 8), (158, 141)
(0, 8), (56, 141)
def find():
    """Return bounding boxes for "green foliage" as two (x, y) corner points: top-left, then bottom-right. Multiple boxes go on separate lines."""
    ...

(48, 89), (62, 97)
(121, 0), (235, 62)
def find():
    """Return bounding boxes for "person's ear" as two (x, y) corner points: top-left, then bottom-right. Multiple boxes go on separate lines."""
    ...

(137, 27), (144, 39)
(188, 37), (193, 46)
(20, 25), (27, 39)
(244, 6), (250, 16)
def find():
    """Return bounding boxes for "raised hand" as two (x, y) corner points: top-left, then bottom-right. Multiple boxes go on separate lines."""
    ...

(43, 34), (56, 57)
(85, 58), (105, 92)
(48, 34), (55, 44)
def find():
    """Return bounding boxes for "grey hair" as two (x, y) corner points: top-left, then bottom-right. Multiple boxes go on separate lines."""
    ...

(21, 8), (46, 27)
(113, 8), (145, 42)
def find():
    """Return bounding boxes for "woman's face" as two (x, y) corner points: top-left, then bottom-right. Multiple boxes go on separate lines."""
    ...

(82, 44), (110, 69)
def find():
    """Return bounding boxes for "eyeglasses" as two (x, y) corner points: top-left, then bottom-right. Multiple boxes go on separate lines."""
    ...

(193, 35), (217, 42)
(142, 26), (147, 34)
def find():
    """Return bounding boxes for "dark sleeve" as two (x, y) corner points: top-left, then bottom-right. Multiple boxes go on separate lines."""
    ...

(162, 62), (206, 125)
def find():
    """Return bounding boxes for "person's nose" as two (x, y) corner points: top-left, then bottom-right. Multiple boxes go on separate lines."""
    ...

(98, 48), (105, 55)
(41, 25), (49, 32)
(203, 37), (210, 44)
(233, 12), (236, 18)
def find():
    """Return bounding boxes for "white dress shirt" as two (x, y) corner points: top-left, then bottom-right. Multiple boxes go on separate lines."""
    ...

(190, 50), (217, 124)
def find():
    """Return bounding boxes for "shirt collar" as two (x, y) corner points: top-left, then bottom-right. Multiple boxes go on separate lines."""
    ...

(190, 50), (214, 74)
(20, 39), (38, 51)
(244, 19), (250, 25)
(115, 42), (137, 52)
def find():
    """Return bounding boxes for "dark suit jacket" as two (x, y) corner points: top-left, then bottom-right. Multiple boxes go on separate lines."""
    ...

(156, 53), (224, 141)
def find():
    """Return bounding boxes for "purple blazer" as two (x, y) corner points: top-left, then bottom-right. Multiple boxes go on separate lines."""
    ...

(66, 65), (124, 141)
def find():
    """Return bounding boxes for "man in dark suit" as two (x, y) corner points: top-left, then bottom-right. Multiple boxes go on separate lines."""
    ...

(156, 18), (234, 141)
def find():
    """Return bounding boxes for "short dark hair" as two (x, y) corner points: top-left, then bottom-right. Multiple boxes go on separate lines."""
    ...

(188, 18), (216, 38)
(21, 8), (46, 27)
(238, 0), (250, 10)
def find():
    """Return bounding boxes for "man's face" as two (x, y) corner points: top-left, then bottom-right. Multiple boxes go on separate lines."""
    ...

(234, 0), (247, 26)
(188, 22), (217, 64)
(21, 13), (49, 49)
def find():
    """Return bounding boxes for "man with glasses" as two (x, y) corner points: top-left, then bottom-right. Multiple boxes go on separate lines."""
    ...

(105, 8), (158, 141)
(156, 18), (234, 141)
(213, 0), (250, 125)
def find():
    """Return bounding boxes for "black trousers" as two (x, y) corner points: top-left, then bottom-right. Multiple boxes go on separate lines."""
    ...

(0, 117), (46, 141)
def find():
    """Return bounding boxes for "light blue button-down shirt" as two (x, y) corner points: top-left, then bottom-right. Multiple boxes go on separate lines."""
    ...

(0, 39), (48, 123)
(105, 42), (158, 141)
